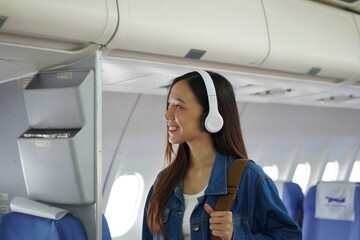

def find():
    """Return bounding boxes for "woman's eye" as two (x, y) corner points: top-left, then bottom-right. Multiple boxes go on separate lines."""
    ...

(175, 105), (183, 109)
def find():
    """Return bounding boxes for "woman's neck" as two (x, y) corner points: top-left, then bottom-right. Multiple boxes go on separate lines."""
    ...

(187, 135), (216, 168)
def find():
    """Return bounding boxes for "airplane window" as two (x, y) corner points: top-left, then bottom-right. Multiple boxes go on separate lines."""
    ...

(105, 172), (144, 237)
(292, 162), (311, 192)
(349, 160), (360, 182)
(263, 165), (279, 180)
(322, 161), (339, 181)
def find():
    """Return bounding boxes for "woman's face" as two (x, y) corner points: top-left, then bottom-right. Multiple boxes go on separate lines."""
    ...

(164, 80), (208, 145)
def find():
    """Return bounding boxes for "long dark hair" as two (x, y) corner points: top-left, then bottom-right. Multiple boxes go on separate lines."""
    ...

(147, 71), (248, 235)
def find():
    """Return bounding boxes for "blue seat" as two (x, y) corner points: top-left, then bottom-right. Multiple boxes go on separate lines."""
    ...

(275, 181), (304, 225)
(0, 211), (111, 240)
(102, 214), (112, 240)
(0, 196), (111, 240)
(0, 212), (112, 240)
(0, 212), (87, 240)
(302, 182), (360, 240)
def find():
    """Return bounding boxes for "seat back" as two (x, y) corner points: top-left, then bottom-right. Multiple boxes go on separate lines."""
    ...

(0, 212), (87, 240)
(0, 196), (111, 240)
(275, 181), (304, 225)
(302, 182), (360, 240)
(0, 197), (87, 240)
(102, 214), (112, 240)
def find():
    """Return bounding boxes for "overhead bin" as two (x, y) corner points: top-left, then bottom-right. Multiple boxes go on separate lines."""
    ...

(260, 0), (360, 82)
(0, 0), (117, 82)
(312, 0), (360, 14)
(107, 0), (269, 67)
(352, 14), (360, 84)
(0, 0), (117, 45)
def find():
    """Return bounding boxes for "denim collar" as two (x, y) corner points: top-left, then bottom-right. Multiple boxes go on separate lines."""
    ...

(205, 152), (232, 196)
(174, 181), (184, 204)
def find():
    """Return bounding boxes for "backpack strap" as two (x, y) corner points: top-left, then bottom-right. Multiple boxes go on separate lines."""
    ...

(211, 159), (250, 240)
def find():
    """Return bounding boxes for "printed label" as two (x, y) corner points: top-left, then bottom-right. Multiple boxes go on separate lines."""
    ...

(0, 205), (9, 214)
(35, 140), (51, 148)
(57, 72), (72, 79)
(0, 193), (8, 200)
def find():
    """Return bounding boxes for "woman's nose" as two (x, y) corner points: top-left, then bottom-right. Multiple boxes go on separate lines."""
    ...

(164, 107), (174, 121)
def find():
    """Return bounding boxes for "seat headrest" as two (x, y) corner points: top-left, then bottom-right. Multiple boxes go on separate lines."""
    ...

(315, 182), (358, 221)
(10, 197), (69, 220)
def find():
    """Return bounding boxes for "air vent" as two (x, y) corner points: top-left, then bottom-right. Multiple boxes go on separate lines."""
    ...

(353, 81), (360, 87)
(18, 75), (35, 89)
(318, 94), (360, 103)
(251, 88), (293, 97)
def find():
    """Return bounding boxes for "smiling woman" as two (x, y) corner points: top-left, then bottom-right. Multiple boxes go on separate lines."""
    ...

(164, 80), (206, 145)
(142, 70), (302, 240)
(1, 1), (360, 240)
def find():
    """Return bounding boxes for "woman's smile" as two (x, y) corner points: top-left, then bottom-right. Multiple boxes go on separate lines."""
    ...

(168, 125), (179, 133)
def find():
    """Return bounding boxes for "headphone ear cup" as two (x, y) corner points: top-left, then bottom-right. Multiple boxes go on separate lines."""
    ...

(201, 111), (209, 132)
(204, 113), (224, 133)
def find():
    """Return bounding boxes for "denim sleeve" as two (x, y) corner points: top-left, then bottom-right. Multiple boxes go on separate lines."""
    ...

(142, 186), (154, 240)
(248, 178), (302, 240)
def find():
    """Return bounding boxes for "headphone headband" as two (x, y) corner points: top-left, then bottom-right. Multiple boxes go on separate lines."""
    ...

(196, 70), (224, 133)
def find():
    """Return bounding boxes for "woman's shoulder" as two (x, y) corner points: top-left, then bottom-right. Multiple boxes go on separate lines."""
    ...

(240, 159), (270, 181)
(228, 158), (263, 172)
(222, 155), (261, 173)
(223, 156), (268, 180)
(232, 159), (279, 196)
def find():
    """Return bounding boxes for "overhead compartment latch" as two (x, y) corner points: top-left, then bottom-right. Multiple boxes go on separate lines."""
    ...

(0, 15), (8, 28)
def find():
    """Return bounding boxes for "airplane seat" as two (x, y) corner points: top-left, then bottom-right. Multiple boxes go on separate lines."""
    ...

(0, 211), (87, 240)
(102, 214), (112, 240)
(274, 181), (304, 226)
(0, 197), (87, 240)
(302, 182), (360, 240)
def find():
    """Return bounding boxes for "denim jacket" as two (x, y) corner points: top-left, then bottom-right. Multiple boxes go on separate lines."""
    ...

(142, 153), (302, 239)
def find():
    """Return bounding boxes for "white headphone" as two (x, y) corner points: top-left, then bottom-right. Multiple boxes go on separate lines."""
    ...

(196, 70), (224, 133)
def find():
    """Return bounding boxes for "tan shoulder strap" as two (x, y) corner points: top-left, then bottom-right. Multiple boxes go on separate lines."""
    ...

(211, 159), (250, 240)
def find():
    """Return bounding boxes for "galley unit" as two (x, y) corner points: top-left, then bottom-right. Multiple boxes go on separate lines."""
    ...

(16, 64), (98, 239)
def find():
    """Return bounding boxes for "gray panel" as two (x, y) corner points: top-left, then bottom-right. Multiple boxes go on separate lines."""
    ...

(17, 128), (94, 204)
(0, 80), (29, 215)
(18, 69), (95, 204)
(24, 70), (94, 129)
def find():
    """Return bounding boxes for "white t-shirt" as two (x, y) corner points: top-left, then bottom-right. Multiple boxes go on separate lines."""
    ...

(182, 187), (206, 240)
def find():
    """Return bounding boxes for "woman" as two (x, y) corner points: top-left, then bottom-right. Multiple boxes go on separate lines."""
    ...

(142, 70), (302, 239)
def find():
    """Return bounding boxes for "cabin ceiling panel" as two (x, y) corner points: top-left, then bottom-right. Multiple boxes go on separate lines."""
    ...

(103, 73), (171, 90)
(102, 51), (360, 109)
(0, 42), (100, 83)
